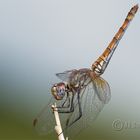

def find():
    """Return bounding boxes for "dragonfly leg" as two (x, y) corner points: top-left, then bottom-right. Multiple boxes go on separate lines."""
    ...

(57, 92), (70, 109)
(61, 92), (70, 108)
(57, 94), (74, 113)
(66, 90), (82, 127)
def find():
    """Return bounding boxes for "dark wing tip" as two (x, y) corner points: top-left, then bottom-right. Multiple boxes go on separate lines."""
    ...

(33, 118), (38, 127)
(132, 4), (139, 13)
(135, 4), (139, 8)
(55, 73), (59, 76)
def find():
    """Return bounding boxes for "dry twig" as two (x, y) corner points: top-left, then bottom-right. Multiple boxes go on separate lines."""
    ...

(52, 103), (68, 140)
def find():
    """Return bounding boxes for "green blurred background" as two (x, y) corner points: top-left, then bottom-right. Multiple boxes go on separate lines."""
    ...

(0, 0), (140, 139)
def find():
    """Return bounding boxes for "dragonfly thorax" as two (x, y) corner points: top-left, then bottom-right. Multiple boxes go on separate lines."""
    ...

(51, 82), (68, 100)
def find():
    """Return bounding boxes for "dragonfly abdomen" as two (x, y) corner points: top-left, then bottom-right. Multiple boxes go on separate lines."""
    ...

(92, 4), (138, 76)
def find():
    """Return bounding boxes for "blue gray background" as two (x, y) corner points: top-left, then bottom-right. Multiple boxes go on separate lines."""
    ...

(0, 0), (140, 139)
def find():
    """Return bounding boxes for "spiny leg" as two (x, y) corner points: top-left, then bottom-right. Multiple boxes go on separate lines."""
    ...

(57, 92), (71, 109)
(57, 94), (74, 113)
(66, 90), (82, 128)
(62, 92), (70, 107)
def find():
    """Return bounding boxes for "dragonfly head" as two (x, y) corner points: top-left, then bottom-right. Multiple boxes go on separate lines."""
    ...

(51, 82), (67, 100)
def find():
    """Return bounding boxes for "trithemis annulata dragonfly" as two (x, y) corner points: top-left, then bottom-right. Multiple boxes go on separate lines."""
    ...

(33, 4), (138, 137)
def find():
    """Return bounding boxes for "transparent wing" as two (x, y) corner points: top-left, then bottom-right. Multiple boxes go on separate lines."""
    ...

(94, 77), (111, 104)
(56, 69), (77, 81)
(33, 97), (55, 135)
(33, 95), (70, 136)
(63, 77), (111, 138)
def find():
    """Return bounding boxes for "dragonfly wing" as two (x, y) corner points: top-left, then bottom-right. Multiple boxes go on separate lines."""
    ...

(63, 80), (106, 138)
(94, 77), (111, 104)
(33, 97), (55, 135)
(56, 69), (77, 81)
(33, 94), (73, 136)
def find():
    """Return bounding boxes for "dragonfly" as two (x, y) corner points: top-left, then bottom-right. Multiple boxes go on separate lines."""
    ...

(33, 4), (138, 137)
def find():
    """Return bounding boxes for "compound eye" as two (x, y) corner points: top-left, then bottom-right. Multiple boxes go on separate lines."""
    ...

(57, 86), (65, 99)
(51, 83), (66, 100)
